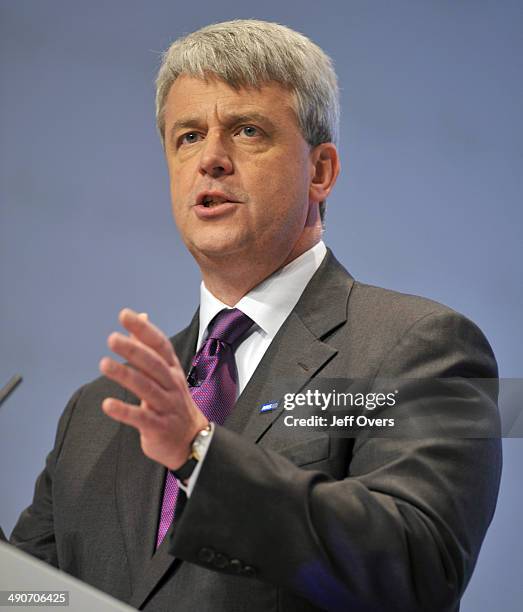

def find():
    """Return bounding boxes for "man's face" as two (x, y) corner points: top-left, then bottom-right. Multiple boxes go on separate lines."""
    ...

(163, 74), (318, 267)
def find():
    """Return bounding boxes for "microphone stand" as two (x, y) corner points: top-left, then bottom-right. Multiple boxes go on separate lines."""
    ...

(0, 374), (23, 541)
(0, 374), (22, 408)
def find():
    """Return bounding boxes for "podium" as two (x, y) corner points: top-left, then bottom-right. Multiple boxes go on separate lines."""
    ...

(0, 541), (134, 610)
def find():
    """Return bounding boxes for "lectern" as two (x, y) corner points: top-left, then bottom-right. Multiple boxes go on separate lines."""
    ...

(0, 541), (134, 610)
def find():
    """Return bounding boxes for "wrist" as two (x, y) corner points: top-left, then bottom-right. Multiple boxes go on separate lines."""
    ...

(170, 422), (213, 480)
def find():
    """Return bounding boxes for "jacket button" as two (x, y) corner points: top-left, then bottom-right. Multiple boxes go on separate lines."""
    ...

(198, 547), (215, 563)
(242, 565), (256, 577)
(230, 559), (243, 573)
(213, 553), (229, 569)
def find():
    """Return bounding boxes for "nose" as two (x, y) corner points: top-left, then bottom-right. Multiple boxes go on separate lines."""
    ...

(199, 131), (233, 178)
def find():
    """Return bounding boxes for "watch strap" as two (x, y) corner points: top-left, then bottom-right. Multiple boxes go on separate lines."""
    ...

(170, 457), (198, 481)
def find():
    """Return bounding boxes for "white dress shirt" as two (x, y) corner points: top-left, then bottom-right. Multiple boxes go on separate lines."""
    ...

(179, 240), (327, 495)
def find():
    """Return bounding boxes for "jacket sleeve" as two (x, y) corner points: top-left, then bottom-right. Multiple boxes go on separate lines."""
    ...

(9, 386), (84, 566)
(168, 310), (502, 612)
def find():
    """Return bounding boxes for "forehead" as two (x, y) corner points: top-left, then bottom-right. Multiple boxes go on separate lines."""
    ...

(163, 74), (298, 126)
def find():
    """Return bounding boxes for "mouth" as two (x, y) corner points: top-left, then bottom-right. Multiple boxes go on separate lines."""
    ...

(193, 193), (240, 219)
(196, 191), (239, 208)
(201, 196), (230, 208)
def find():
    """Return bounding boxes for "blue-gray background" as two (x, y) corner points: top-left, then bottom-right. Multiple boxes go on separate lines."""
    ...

(1, 1), (521, 609)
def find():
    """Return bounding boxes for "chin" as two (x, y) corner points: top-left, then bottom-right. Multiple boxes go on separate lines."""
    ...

(189, 235), (252, 261)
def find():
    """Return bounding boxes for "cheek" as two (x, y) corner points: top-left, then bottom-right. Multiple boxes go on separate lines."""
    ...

(167, 165), (188, 210)
(267, 159), (311, 208)
(251, 152), (305, 194)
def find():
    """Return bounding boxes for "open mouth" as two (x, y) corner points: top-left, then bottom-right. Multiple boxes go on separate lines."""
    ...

(201, 196), (230, 208)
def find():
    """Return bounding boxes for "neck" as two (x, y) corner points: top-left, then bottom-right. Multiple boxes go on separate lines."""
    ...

(199, 233), (322, 306)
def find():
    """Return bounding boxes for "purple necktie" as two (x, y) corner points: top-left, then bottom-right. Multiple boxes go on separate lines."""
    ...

(155, 308), (254, 548)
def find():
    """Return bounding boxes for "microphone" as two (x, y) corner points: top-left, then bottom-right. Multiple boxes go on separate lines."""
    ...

(187, 366), (201, 388)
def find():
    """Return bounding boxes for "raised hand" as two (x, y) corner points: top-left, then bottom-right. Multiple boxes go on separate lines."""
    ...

(99, 308), (208, 469)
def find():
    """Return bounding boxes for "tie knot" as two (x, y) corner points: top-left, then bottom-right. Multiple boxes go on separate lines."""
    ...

(207, 308), (254, 347)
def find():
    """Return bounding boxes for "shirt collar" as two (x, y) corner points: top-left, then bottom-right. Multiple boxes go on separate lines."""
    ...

(197, 240), (327, 349)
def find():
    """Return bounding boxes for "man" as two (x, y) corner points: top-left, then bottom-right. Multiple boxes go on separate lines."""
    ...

(10, 19), (501, 612)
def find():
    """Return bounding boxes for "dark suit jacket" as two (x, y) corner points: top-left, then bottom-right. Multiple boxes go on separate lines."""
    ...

(10, 249), (502, 611)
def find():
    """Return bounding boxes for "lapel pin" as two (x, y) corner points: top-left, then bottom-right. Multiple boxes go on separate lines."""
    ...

(260, 401), (279, 413)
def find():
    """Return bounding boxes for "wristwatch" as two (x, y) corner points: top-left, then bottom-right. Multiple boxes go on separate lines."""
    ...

(170, 424), (212, 481)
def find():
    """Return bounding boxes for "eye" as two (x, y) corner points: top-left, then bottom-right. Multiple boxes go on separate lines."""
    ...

(179, 132), (202, 146)
(237, 125), (260, 138)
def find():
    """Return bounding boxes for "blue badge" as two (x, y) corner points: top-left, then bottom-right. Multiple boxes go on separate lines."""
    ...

(260, 401), (279, 413)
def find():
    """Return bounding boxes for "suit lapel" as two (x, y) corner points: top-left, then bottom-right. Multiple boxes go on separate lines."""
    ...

(226, 248), (353, 441)
(226, 311), (337, 440)
(115, 310), (200, 606)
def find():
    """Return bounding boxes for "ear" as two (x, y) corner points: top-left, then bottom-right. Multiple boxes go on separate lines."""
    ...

(309, 143), (341, 204)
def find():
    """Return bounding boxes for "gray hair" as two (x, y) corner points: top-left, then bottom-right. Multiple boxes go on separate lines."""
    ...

(155, 19), (340, 223)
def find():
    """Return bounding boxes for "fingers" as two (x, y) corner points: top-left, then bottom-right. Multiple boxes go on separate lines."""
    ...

(100, 356), (177, 412)
(100, 309), (207, 469)
(130, 312), (148, 341)
(100, 307), (189, 417)
(102, 397), (162, 430)
(119, 308), (179, 368)
(107, 332), (174, 390)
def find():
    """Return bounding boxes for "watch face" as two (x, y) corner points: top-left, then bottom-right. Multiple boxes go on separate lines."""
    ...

(192, 428), (211, 460)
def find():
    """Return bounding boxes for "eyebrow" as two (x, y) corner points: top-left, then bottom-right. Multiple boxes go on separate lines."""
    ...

(169, 112), (277, 143)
